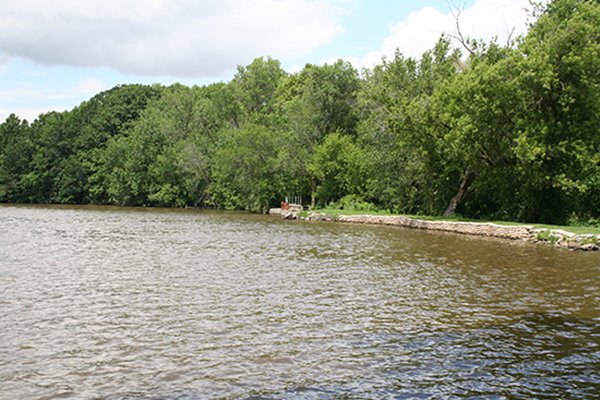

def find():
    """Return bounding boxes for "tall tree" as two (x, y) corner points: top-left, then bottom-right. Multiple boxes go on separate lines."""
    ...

(0, 115), (32, 202)
(513, 0), (600, 222)
(212, 123), (286, 213)
(357, 39), (459, 215)
(282, 60), (360, 206)
(93, 84), (224, 207)
(234, 56), (287, 124)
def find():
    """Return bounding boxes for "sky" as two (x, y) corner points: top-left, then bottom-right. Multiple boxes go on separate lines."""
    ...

(0, 0), (533, 123)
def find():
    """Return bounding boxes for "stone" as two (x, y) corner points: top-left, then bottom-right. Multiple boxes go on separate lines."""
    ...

(271, 211), (600, 251)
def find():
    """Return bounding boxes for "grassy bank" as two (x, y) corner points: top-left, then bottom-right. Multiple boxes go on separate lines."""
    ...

(310, 207), (600, 236)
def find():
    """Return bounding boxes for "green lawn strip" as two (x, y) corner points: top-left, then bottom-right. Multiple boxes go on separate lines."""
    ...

(531, 224), (600, 236)
(311, 208), (600, 236)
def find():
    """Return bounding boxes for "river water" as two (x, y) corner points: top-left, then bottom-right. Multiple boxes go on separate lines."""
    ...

(1, 204), (600, 400)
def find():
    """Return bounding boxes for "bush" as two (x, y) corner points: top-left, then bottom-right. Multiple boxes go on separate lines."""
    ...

(334, 195), (380, 213)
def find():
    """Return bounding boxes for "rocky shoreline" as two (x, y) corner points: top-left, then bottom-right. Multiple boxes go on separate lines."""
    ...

(269, 208), (600, 251)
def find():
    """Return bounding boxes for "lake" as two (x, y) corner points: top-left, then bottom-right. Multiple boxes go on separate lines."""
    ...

(1, 204), (599, 399)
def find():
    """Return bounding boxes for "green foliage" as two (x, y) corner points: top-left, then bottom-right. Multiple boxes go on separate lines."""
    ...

(357, 38), (459, 215)
(0, 115), (31, 201)
(507, 0), (600, 223)
(284, 60), (360, 147)
(92, 84), (220, 207)
(308, 131), (366, 206)
(0, 84), (162, 205)
(333, 194), (380, 213)
(211, 124), (286, 213)
(234, 56), (287, 124)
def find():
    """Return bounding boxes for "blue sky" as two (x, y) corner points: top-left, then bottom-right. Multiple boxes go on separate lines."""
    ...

(0, 0), (532, 122)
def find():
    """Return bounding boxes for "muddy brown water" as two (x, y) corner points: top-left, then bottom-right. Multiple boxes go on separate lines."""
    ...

(1, 204), (599, 399)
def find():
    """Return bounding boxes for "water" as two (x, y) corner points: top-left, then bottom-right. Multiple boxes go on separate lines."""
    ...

(1, 204), (599, 400)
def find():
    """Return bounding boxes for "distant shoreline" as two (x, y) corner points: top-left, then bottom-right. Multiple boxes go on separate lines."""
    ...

(269, 209), (600, 251)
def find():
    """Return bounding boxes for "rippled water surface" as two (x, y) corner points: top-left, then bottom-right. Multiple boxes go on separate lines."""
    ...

(1, 204), (600, 399)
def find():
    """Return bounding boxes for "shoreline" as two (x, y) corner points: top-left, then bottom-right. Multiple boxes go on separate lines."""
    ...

(269, 209), (600, 251)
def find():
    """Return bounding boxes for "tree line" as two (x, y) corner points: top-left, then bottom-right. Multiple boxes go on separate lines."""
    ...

(1, 0), (599, 225)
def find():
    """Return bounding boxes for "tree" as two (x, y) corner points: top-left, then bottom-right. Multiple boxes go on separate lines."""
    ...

(425, 0), (600, 223)
(307, 131), (366, 206)
(0, 114), (32, 202)
(431, 41), (525, 220)
(357, 39), (459, 215)
(0, 84), (162, 205)
(282, 60), (361, 206)
(234, 56), (287, 124)
(512, 0), (600, 223)
(211, 124), (286, 213)
(93, 84), (224, 207)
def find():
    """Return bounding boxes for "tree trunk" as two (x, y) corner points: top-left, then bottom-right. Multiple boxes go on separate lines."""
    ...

(442, 166), (472, 218)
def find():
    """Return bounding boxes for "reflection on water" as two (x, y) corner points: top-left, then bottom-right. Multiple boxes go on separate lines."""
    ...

(1, 204), (599, 399)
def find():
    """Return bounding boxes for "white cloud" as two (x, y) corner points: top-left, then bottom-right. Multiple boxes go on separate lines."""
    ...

(359, 0), (531, 69)
(287, 64), (305, 75)
(0, 0), (344, 78)
(74, 78), (105, 94)
(23, 70), (48, 78)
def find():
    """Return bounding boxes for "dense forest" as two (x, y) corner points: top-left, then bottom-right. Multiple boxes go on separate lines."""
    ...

(1, 0), (599, 225)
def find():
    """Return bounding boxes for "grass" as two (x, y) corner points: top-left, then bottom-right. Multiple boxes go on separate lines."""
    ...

(531, 224), (600, 236)
(313, 207), (393, 217)
(310, 207), (600, 236)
